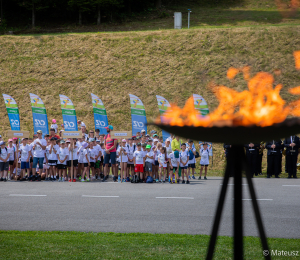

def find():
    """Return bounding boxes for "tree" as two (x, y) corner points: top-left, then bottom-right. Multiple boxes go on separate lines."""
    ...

(68, 0), (92, 25)
(15, 0), (51, 28)
(91, 0), (123, 25)
(155, 0), (161, 9)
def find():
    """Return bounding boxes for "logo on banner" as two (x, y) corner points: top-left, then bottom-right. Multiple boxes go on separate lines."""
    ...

(10, 119), (20, 126)
(32, 98), (40, 107)
(5, 98), (13, 107)
(64, 121), (75, 128)
(34, 119), (46, 126)
(133, 121), (144, 128)
(195, 98), (203, 108)
(63, 99), (70, 108)
(95, 120), (106, 127)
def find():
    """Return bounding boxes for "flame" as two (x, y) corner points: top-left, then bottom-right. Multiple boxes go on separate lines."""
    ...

(157, 52), (300, 127)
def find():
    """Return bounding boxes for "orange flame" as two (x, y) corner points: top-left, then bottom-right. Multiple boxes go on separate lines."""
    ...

(294, 51), (300, 70)
(157, 52), (300, 127)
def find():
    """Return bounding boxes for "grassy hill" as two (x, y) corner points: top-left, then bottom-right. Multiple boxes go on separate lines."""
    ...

(1, 23), (300, 173)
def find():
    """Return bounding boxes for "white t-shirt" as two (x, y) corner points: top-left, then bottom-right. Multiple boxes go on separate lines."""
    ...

(154, 150), (161, 161)
(89, 147), (98, 163)
(133, 150), (145, 165)
(179, 150), (189, 167)
(169, 152), (180, 168)
(145, 151), (154, 164)
(187, 147), (196, 164)
(7, 146), (15, 161)
(51, 124), (58, 133)
(68, 144), (78, 160)
(158, 153), (169, 168)
(83, 148), (89, 163)
(118, 146), (129, 162)
(0, 147), (10, 161)
(19, 144), (31, 162)
(200, 148), (210, 165)
(56, 147), (69, 165)
(47, 144), (59, 161)
(166, 145), (172, 156)
(33, 138), (47, 158)
(127, 144), (136, 164)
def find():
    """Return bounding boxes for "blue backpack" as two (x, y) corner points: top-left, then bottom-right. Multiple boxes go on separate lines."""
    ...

(146, 176), (154, 183)
(188, 149), (194, 160)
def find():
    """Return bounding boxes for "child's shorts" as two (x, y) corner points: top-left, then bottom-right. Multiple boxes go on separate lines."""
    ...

(145, 162), (152, 172)
(135, 164), (144, 173)
(21, 162), (30, 170)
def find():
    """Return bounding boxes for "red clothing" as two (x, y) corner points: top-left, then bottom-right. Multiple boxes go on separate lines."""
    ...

(105, 134), (116, 152)
(50, 134), (60, 140)
(135, 164), (144, 173)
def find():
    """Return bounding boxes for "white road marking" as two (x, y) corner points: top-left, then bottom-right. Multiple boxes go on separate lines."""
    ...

(220, 184), (248, 185)
(156, 197), (194, 199)
(241, 199), (273, 201)
(9, 194), (47, 197)
(82, 195), (119, 198)
(282, 185), (300, 187)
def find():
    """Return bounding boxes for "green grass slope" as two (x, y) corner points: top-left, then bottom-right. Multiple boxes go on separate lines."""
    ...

(1, 25), (300, 172)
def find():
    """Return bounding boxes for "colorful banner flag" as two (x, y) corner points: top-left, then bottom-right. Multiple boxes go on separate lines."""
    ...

(91, 93), (108, 135)
(29, 93), (49, 135)
(59, 95), (78, 131)
(193, 94), (209, 116)
(156, 95), (171, 141)
(193, 94), (213, 156)
(129, 94), (147, 136)
(2, 94), (20, 131)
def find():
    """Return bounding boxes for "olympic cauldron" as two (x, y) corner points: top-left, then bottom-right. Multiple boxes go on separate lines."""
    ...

(152, 57), (300, 260)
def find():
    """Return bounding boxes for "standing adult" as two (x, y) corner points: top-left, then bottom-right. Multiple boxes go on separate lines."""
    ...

(266, 140), (283, 178)
(244, 143), (260, 177)
(103, 125), (118, 182)
(171, 135), (181, 152)
(50, 128), (60, 140)
(284, 136), (300, 179)
(31, 130), (47, 181)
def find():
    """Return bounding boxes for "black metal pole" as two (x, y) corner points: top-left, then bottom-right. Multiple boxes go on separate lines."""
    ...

(242, 156), (271, 260)
(232, 145), (244, 260)
(206, 161), (231, 260)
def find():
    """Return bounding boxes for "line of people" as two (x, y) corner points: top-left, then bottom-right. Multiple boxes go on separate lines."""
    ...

(0, 123), (213, 183)
(224, 136), (299, 179)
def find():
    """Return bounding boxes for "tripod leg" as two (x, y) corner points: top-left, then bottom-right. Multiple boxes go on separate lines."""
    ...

(242, 156), (271, 260)
(233, 146), (244, 260)
(206, 161), (231, 260)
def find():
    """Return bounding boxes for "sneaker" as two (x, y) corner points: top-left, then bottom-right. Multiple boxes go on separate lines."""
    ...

(81, 179), (85, 182)
(176, 179), (180, 184)
(0, 178), (3, 181)
(156, 179), (159, 183)
(102, 178), (106, 182)
(198, 176), (201, 179)
(62, 177), (65, 182)
(86, 179), (90, 182)
(126, 177), (130, 182)
(189, 175), (191, 179)
(192, 175), (195, 179)
(3, 178), (7, 182)
(45, 178), (49, 181)
(187, 180), (190, 184)
(69, 179), (72, 182)
(72, 179), (76, 182)
(113, 176), (117, 182)
(158, 180), (162, 183)
(58, 178), (62, 182)
(118, 176), (121, 183)
(182, 180), (185, 184)
(8, 177), (11, 181)
(204, 177), (207, 180)
(163, 180), (165, 183)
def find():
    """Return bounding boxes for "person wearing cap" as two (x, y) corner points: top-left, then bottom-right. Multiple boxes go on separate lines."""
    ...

(133, 143), (145, 182)
(18, 138), (31, 181)
(141, 129), (146, 137)
(145, 144), (154, 180)
(80, 122), (88, 141)
(46, 137), (59, 181)
(56, 140), (69, 182)
(127, 138), (136, 181)
(50, 128), (60, 140)
(103, 125), (118, 182)
(169, 150), (180, 184)
(199, 142), (212, 180)
(7, 139), (17, 180)
(31, 130), (47, 181)
(0, 141), (10, 181)
(187, 140), (197, 180)
(117, 139), (129, 182)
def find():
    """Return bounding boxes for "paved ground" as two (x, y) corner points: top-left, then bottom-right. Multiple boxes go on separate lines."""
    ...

(0, 177), (299, 238)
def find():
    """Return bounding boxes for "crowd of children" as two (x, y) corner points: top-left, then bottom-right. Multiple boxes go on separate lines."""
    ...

(0, 121), (212, 183)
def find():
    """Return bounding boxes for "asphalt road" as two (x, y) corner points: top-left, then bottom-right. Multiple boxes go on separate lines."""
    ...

(0, 177), (299, 238)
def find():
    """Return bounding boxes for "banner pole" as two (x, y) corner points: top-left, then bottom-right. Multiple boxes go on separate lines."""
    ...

(71, 139), (74, 181)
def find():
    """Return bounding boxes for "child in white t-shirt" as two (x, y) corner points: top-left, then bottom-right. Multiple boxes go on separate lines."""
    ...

(199, 142), (211, 180)
(169, 150), (180, 184)
(145, 144), (154, 179)
(118, 139), (129, 182)
(158, 147), (169, 183)
(51, 119), (58, 133)
(187, 140), (197, 180)
(56, 140), (69, 181)
(179, 143), (189, 184)
(81, 142), (90, 182)
(133, 143), (145, 182)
